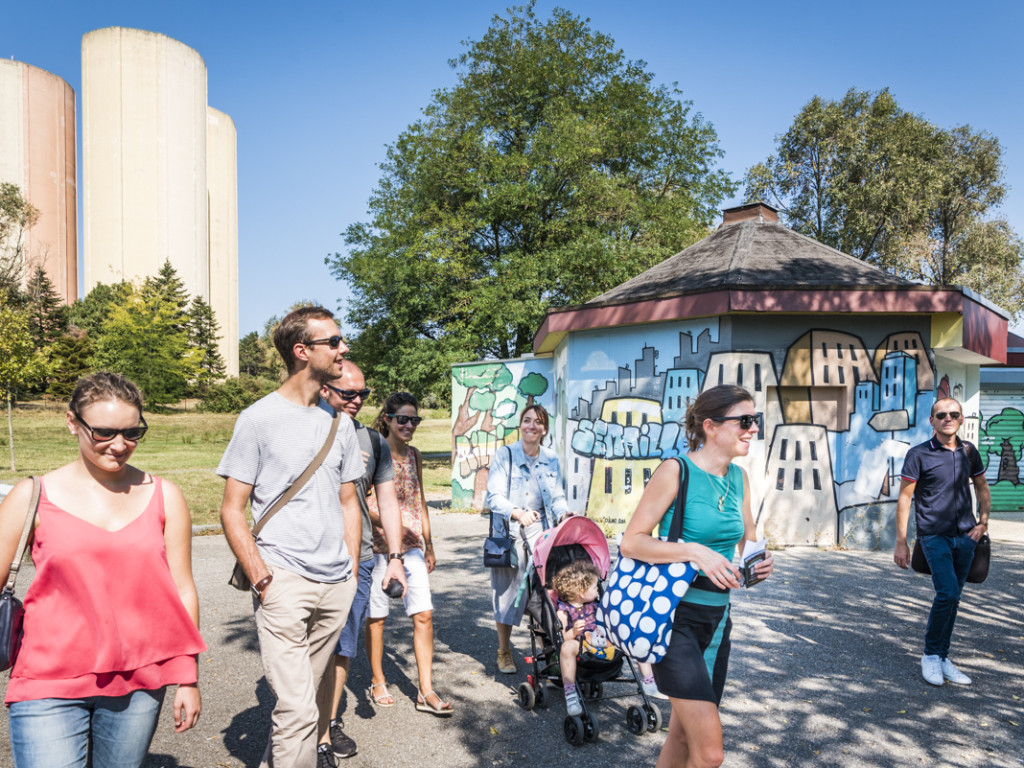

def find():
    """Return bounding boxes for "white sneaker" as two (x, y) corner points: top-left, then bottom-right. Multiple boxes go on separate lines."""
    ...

(642, 679), (669, 700)
(565, 686), (582, 716)
(921, 654), (944, 686)
(941, 658), (972, 685)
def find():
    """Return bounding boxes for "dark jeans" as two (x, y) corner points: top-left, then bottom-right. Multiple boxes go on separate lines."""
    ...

(919, 533), (976, 658)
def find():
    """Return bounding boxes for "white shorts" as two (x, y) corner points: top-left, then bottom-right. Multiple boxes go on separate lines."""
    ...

(368, 549), (433, 618)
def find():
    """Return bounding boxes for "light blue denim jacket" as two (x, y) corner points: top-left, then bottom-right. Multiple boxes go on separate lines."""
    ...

(486, 441), (569, 538)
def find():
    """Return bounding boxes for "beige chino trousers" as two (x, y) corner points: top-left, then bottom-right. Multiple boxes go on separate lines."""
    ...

(255, 566), (356, 768)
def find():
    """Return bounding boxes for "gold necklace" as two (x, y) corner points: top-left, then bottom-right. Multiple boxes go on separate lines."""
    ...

(694, 452), (731, 512)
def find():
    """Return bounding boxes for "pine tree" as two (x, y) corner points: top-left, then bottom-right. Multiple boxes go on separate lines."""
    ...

(238, 331), (267, 377)
(24, 265), (68, 350)
(142, 260), (190, 336)
(188, 295), (225, 394)
(45, 330), (94, 400)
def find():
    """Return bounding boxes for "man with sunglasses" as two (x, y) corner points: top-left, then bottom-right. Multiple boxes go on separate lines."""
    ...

(218, 307), (367, 768)
(315, 363), (405, 764)
(895, 398), (990, 687)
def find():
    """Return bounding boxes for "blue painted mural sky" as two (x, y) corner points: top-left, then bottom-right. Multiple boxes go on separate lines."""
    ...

(5, 0), (1023, 337)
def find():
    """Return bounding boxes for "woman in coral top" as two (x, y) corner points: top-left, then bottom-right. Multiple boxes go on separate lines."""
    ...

(0, 372), (206, 768)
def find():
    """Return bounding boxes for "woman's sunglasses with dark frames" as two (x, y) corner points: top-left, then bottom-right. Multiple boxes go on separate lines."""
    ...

(326, 385), (371, 401)
(386, 414), (423, 426)
(710, 414), (761, 430)
(73, 411), (149, 442)
(934, 411), (962, 420)
(304, 335), (346, 349)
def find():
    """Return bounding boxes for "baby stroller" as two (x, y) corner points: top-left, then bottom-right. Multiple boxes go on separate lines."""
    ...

(516, 516), (664, 745)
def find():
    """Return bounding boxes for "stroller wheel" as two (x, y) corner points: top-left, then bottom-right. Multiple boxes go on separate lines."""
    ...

(517, 682), (536, 711)
(583, 713), (599, 743)
(626, 705), (646, 735)
(646, 704), (663, 733)
(563, 715), (585, 746)
(535, 682), (548, 708)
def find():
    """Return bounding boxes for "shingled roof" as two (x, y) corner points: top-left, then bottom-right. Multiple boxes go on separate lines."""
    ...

(588, 203), (917, 308)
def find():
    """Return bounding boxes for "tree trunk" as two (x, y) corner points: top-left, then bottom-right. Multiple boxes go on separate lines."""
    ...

(7, 392), (15, 472)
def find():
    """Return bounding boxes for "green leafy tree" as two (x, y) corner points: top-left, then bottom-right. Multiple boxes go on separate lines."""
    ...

(187, 295), (226, 394)
(0, 290), (46, 470)
(238, 331), (268, 377)
(745, 89), (1023, 318)
(0, 183), (39, 295)
(744, 88), (941, 266)
(68, 281), (134, 336)
(331, 3), (735, 403)
(44, 331), (94, 400)
(93, 285), (197, 405)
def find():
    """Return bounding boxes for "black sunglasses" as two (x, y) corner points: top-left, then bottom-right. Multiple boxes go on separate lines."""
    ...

(304, 335), (346, 349)
(73, 411), (149, 442)
(711, 414), (761, 430)
(386, 414), (423, 426)
(326, 385), (370, 401)
(934, 411), (962, 420)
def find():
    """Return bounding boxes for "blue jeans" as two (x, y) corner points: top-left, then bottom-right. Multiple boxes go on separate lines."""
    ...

(919, 533), (977, 658)
(335, 558), (374, 658)
(8, 688), (165, 768)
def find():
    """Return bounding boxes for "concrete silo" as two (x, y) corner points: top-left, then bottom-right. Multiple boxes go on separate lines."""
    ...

(0, 59), (77, 302)
(207, 106), (239, 376)
(82, 27), (209, 301)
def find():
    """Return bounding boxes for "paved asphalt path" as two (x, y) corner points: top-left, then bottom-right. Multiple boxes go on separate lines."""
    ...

(0, 510), (1021, 768)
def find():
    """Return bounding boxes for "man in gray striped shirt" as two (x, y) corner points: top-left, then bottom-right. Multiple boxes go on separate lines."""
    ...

(219, 307), (402, 768)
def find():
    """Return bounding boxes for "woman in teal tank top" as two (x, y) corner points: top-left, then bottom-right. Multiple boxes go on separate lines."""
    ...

(620, 385), (774, 768)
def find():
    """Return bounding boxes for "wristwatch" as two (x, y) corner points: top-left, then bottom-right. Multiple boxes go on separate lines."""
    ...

(251, 574), (273, 597)
(388, 553), (405, 563)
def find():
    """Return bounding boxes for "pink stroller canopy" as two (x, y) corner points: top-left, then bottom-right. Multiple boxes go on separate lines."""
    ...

(532, 516), (610, 587)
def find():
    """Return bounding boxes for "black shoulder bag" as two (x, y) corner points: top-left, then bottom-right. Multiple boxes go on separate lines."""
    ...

(483, 446), (517, 568)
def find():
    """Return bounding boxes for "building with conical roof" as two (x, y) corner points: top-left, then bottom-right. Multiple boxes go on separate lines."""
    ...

(452, 203), (1012, 547)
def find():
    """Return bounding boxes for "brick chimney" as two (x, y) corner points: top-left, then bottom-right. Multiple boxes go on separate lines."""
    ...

(721, 202), (779, 225)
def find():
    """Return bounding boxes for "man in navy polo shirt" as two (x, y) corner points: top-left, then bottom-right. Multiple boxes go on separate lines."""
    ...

(894, 397), (990, 686)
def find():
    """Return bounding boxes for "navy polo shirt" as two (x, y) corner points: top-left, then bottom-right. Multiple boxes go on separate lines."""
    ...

(900, 436), (985, 536)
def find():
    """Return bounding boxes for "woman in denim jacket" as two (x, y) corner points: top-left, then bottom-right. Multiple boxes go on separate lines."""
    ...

(486, 405), (569, 674)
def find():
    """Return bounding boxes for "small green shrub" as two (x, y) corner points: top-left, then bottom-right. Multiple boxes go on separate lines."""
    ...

(196, 375), (278, 413)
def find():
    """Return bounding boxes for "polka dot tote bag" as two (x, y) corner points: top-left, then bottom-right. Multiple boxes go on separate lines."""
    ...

(597, 458), (697, 663)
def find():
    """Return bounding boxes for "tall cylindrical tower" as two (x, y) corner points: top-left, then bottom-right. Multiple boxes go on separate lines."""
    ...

(207, 106), (239, 377)
(82, 27), (208, 300)
(0, 59), (77, 302)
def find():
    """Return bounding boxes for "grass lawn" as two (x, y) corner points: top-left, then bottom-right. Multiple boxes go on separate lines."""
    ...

(1, 402), (454, 527)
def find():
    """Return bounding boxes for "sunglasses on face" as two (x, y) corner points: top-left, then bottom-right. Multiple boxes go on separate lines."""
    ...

(934, 411), (962, 421)
(711, 414), (761, 430)
(73, 412), (149, 442)
(386, 414), (422, 426)
(304, 335), (346, 349)
(326, 385), (370, 401)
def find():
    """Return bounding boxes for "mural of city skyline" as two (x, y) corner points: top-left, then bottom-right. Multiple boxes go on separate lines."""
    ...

(452, 318), (1023, 546)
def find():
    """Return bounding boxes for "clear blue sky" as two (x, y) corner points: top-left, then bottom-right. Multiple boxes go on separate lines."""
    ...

(5, 0), (1023, 337)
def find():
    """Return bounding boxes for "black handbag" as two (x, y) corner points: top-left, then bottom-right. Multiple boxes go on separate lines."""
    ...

(911, 533), (991, 584)
(0, 476), (41, 670)
(483, 446), (516, 569)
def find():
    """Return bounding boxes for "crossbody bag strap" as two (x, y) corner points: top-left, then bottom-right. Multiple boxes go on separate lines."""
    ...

(489, 445), (515, 538)
(665, 456), (690, 543)
(251, 409), (340, 538)
(5, 476), (40, 592)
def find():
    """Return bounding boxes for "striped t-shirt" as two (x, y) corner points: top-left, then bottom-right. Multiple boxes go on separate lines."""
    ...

(217, 392), (364, 582)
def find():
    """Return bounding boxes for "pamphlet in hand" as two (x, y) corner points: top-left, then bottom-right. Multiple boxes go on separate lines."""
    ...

(741, 539), (768, 588)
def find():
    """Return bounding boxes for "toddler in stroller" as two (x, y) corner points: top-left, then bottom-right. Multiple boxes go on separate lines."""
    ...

(517, 516), (663, 745)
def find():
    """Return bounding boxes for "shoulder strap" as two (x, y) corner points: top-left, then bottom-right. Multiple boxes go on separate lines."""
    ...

(5, 476), (40, 592)
(251, 409), (340, 537)
(488, 445), (514, 538)
(369, 428), (382, 469)
(666, 456), (689, 543)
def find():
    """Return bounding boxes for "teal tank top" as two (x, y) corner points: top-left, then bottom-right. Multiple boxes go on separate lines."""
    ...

(658, 455), (746, 605)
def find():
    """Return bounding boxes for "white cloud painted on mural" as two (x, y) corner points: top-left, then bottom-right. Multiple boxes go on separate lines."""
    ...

(581, 349), (617, 373)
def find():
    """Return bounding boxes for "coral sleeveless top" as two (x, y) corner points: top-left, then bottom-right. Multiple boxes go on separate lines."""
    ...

(5, 477), (207, 703)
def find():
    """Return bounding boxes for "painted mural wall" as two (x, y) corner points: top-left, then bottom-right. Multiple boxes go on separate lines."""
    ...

(451, 358), (556, 509)
(979, 389), (1024, 512)
(451, 315), (996, 547)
